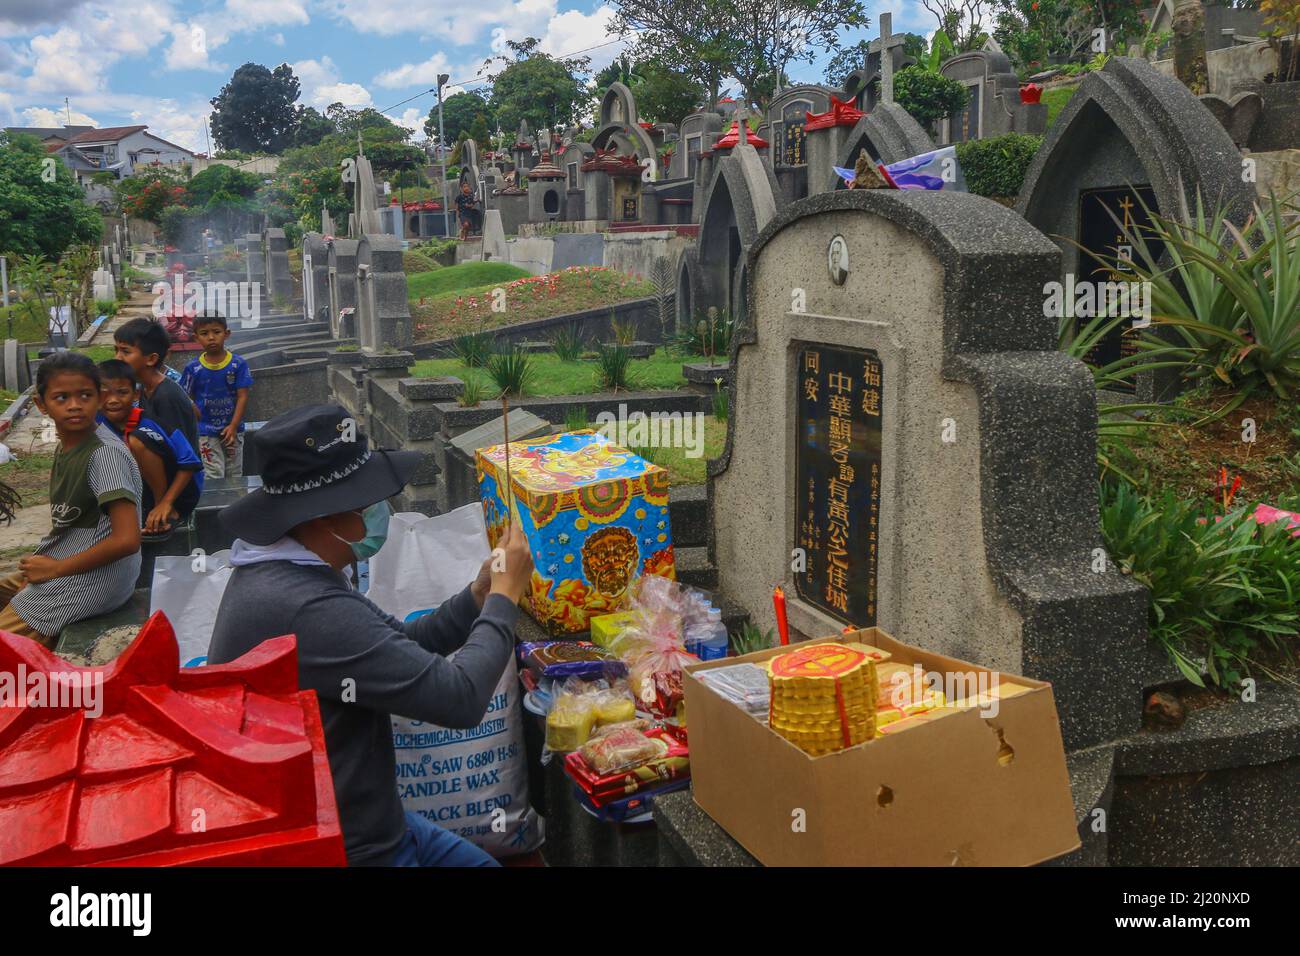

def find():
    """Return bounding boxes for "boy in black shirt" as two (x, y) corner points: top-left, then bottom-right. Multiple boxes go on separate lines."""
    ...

(113, 318), (203, 534)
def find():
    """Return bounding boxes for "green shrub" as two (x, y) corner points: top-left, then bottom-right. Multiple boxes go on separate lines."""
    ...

(596, 343), (633, 391)
(94, 299), (118, 317)
(730, 621), (775, 656)
(894, 66), (970, 127)
(1099, 481), (1300, 686)
(550, 324), (585, 362)
(712, 379), (729, 422)
(458, 376), (485, 407)
(1096, 192), (1300, 405)
(564, 405), (588, 432)
(673, 310), (734, 360)
(955, 133), (1044, 199)
(451, 331), (494, 369)
(487, 346), (534, 397)
(610, 315), (637, 346)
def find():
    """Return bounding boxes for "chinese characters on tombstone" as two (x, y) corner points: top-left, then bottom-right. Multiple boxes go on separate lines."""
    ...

(796, 344), (883, 626)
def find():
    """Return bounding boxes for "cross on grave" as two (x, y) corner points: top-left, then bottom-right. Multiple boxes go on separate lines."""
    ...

(868, 12), (907, 105)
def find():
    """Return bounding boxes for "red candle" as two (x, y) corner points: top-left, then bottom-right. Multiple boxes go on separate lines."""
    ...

(773, 586), (790, 646)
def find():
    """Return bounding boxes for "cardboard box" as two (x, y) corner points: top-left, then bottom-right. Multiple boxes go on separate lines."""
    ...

(683, 629), (1079, 866)
(476, 430), (676, 635)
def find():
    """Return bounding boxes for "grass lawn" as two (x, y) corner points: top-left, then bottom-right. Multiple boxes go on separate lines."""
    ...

(1, 305), (50, 342)
(529, 417), (726, 486)
(413, 347), (688, 397)
(411, 266), (656, 341)
(1042, 85), (1078, 127)
(408, 262), (530, 300)
(0, 451), (57, 507)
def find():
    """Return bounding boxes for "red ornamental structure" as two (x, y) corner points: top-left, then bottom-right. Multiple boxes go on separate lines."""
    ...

(804, 95), (866, 131)
(579, 147), (647, 178)
(710, 120), (770, 152)
(1020, 84), (1043, 105)
(527, 152), (566, 180)
(0, 613), (345, 866)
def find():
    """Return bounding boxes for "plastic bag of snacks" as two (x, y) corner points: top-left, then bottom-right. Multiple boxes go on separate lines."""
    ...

(520, 640), (627, 682)
(544, 678), (638, 754)
(579, 725), (665, 774)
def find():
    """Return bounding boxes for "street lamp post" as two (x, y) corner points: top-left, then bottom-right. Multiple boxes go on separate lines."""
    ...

(437, 74), (451, 239)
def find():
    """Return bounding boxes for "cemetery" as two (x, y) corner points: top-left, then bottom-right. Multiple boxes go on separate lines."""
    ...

(0, 1), (1297, 880)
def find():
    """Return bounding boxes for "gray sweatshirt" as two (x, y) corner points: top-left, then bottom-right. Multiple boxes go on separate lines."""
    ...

(207, 558), (517, 865)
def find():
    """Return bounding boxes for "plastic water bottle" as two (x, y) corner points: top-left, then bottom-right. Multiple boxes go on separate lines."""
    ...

(687, 609), (729, 661)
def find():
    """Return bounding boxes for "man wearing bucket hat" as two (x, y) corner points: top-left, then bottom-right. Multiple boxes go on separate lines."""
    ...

(208, 404), (533, 866)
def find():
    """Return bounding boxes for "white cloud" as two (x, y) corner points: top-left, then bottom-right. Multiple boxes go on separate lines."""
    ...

(270, 33), (286, 46)
(325, 0), (557, 44)
(294, 56), (374, 111)
(20, 105), (100, 127)
(376, 4), (619, 94)
(224, 0), (309, 29)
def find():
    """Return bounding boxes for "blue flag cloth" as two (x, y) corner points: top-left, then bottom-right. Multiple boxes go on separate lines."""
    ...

(833, 146), (968, 192)
(886, 146), (967, 191)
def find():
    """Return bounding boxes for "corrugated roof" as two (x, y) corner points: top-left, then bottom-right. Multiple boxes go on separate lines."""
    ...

(67, 125), (148, 144)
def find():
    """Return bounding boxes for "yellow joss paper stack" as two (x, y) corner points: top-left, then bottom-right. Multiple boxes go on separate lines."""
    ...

(768, 643), (890, 756)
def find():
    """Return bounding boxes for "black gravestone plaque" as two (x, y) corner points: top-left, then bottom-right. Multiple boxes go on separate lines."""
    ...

(1077, 185), (1161, 392)
(781, 104), (807, 166)
(795, 344), (883, 627)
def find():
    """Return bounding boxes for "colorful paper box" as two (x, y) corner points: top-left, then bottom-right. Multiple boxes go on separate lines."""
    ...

(476, 430), (676, 635)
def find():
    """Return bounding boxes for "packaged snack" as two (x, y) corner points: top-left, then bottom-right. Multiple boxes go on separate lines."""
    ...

(546, 700), (596, 752)
(520, 640), (628, 681)
(579, 726), (664, 774)
(589, 718), (653, 739)
(565, 727), (690, 802)
(594, 694), (637, 725)
(589, 611), (639, 649)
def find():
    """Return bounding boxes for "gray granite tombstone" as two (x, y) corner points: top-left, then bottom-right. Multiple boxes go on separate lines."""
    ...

(939, 50), (1047, 143)
(674, 112), (724, 181)
(326, 238), (359, 339)
(712, 188), (1149, 752)
(355, 234), (412, 353)
(302, 232), (330, 324)
(262, 228), (293, 305)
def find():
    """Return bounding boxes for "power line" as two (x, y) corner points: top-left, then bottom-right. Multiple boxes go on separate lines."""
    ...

(376, 36), (625, 116)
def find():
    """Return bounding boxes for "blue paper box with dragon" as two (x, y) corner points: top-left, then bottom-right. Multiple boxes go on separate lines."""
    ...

(476, 430), (677, 635)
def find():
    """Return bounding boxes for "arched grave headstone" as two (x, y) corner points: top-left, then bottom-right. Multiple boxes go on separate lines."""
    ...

(1016, 57), (1255, 399)
(712, 188), (1150, 751)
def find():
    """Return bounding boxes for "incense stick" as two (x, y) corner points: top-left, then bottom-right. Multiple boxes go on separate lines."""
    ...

(501, 393), (515, 525)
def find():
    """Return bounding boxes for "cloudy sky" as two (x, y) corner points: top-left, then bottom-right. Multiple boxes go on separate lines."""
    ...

(0, 0), (935, 152)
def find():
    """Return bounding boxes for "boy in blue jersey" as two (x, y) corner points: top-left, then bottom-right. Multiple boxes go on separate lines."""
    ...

(97, 360), (201, 531)
(181, 314), (253, 480)
(113, 317), (203, 534)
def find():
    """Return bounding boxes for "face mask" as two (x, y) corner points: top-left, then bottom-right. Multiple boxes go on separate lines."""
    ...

(331, 501), (391, 560)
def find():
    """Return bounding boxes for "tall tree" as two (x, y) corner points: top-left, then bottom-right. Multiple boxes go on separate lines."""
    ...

(611, 0), (743, 109)
(727, 0), (868, 108)
(634, 61), (706, 124)
(920, 0), (990, 51)
(210, 63), (302, 154)
(292, 106), (335, 148)
(485, 38), (591, 135)
(423, 90), (494, 146)
(0, 134), (102, 259)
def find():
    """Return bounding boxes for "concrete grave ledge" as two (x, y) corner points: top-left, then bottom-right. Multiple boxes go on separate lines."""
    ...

(428, 388), (711, 432)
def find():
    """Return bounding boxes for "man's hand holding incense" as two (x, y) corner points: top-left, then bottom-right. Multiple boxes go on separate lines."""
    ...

(489, 522), (534, 604)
